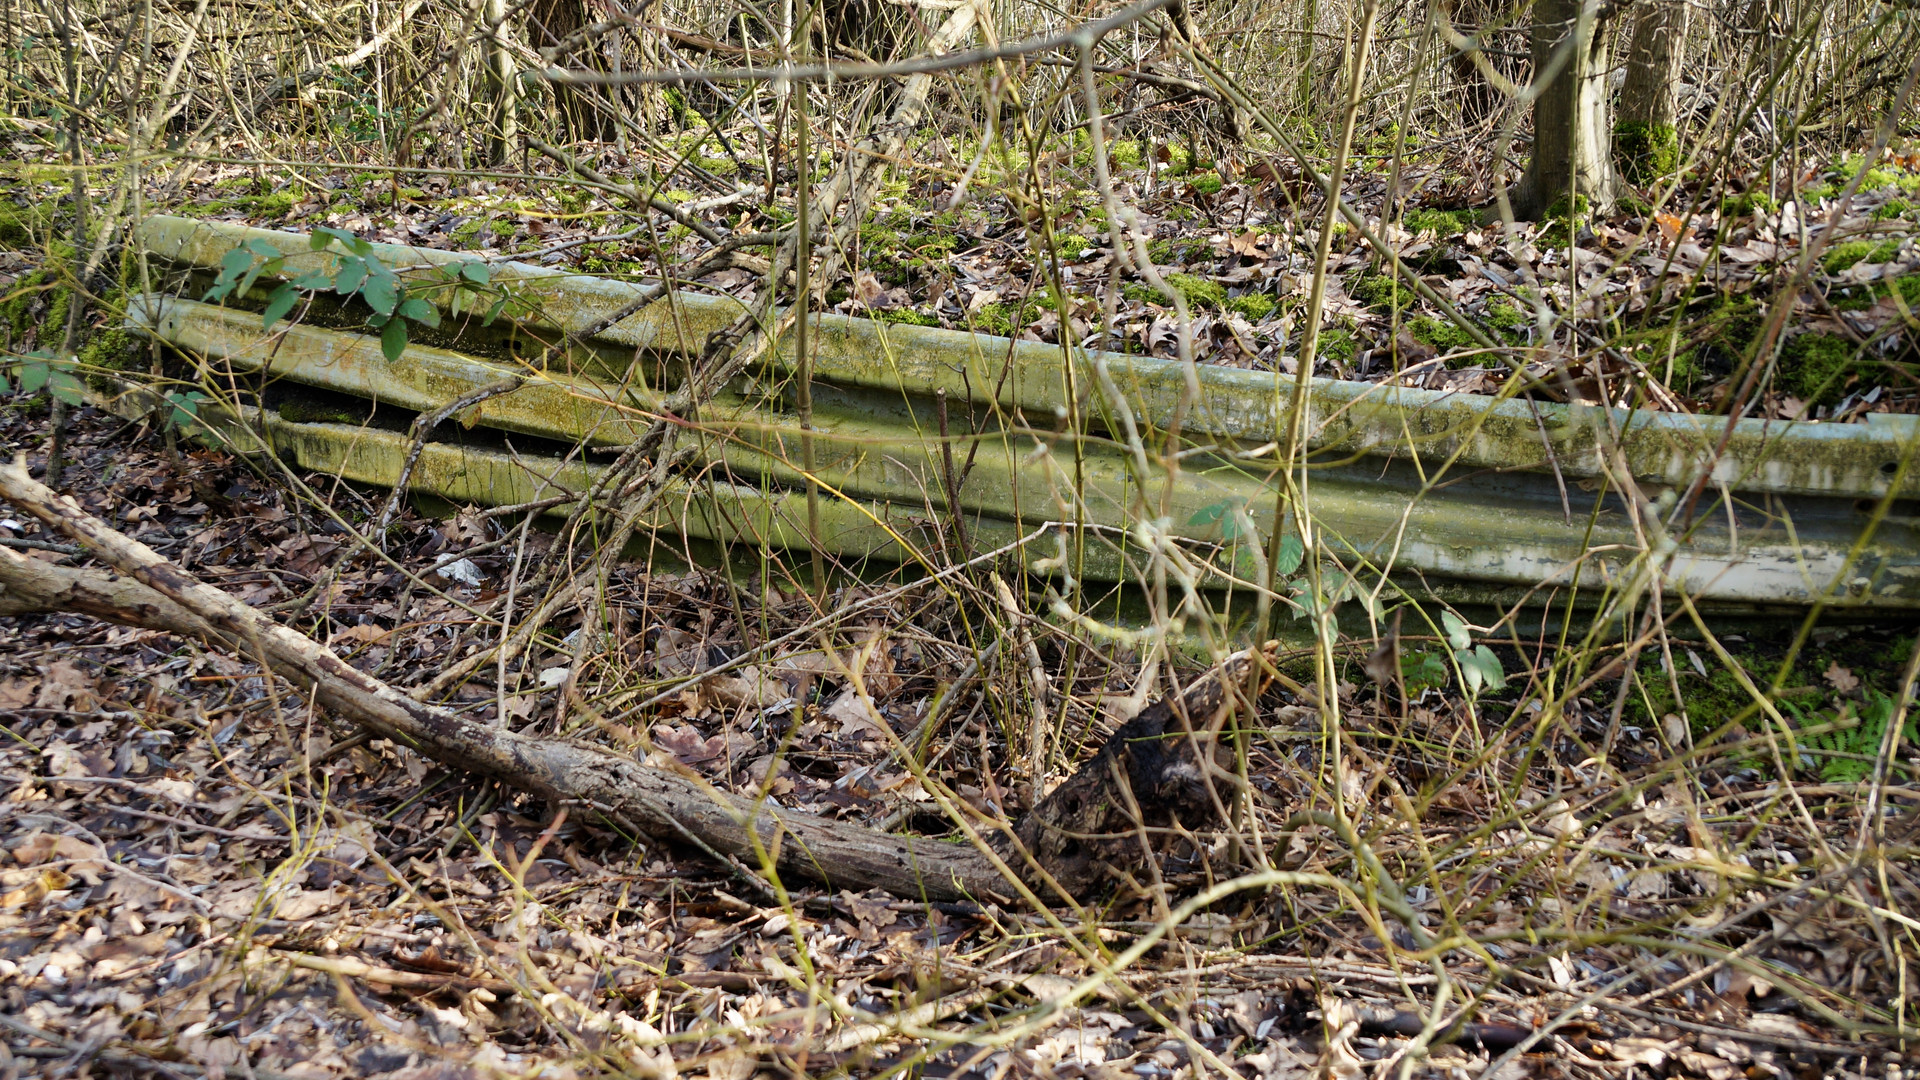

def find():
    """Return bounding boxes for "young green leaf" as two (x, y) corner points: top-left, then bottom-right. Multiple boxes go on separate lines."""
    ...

(459, 261), (491, 285)
(1441, 610), (1471, 653)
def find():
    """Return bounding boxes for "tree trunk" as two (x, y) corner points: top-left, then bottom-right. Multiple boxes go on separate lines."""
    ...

(1509, 0), (1616, 220)
(1615, 0), (1689, 183)
(531, 0), (612, 142)
(483, 0), (519, 165)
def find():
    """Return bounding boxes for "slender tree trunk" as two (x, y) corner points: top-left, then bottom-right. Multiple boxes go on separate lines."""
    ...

(1509, 0), (1616, 219)
(1616, 0), (1689, 182)
(483, 0), (518, 165)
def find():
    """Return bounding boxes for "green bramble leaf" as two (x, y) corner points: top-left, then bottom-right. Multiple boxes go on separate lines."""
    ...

(362, 274), (399, 316)
(45, 368), (85, 406)
(332, 258), (368, 297)
(380, 317), (409, 362)
(262, 283), (301, 329)
(398, 297), (440, 328)
(459, 261), (490, 285)
(1274, 534), (1304, 576)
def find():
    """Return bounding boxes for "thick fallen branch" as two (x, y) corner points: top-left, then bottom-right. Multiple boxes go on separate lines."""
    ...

(0, 455), (1268, 902)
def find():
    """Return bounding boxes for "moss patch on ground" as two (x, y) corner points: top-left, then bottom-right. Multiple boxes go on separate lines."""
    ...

(1823, 238), (1904, 274)
(1226, 293), (1276, 320)
(1776, 333), (1872, 405)
(1403, 208), (1475, 239)
(1350, 273), (1416, 312)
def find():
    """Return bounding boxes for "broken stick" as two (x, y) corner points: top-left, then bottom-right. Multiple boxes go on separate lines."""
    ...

(0, 455), (1271, 901)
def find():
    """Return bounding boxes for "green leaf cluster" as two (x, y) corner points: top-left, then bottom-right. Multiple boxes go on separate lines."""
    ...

(203, 229), (499, 363)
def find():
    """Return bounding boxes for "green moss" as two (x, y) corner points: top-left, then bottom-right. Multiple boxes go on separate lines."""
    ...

(0, 200), (54, 247)
(1777, 333), (1868, 405)
(1832, 274), (1920, 312)
(1484, 298), (1528, 336)
(1350, 273), (1415, 312)
(1403, 208), (1474, 239)
(1318, 328), (1356, 366)
(1834, 154), (1903, 193)
(1052, 234), (1093, 260)
(1188, 171), (1223, 196)
(1410, 315), (1477, 355)
(872, 307), (940, 328)
(253, 191), (299, 216)
(1164, 272), (1226, 309)
(1873, 198), (1914, 221)
(1160, 144), (1193, 176)
(1226, 293), (1277, 320)
(1614, 193), (1654, 218)
(1700, 295), (1764, 360)
(1108, 140), (1143, 168)
(1720, 192), (1779, 218)
(449, 218), (488, 248)
(1823, 239), (1902, 274)
(77, 326), (139, 372)
(1613, 121), (1679, 182)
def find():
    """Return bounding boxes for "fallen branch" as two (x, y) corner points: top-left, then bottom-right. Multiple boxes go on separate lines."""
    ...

(0, 454), (1269, 902)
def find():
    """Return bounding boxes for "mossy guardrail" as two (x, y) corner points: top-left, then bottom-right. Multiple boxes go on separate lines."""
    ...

(123, 214), (1920, 611)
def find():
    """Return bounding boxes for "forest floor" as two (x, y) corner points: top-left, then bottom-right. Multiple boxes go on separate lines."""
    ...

(2, 139), (1919, 1078)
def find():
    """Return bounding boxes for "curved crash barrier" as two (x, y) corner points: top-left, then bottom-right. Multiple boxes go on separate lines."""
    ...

(123, 214), (1920, 612)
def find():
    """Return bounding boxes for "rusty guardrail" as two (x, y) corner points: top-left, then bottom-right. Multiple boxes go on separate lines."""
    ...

(123, 214), (1920, 611)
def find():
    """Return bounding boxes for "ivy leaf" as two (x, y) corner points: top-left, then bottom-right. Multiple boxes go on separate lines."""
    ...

(362, 274), (399, 317)
(1274, 534), (1304, 576)
(397, 297), (441, 328)
(379, 317), (409, 362)
(261, 283), (301, 329)
(459, 261), (491, 285)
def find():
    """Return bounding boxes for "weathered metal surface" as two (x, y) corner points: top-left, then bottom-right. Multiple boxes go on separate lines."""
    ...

(129, 215), (1920, 610)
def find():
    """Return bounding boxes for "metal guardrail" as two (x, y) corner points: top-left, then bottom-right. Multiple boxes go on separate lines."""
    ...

(124, 214), (1920, 611)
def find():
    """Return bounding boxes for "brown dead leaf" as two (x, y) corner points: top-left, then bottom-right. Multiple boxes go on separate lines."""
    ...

(0, 867), (72, 909)
(34, 659), (99, 711)
(1824, 661), (1860, 693)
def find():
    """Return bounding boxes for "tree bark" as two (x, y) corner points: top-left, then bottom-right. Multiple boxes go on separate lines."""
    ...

(1615, 0), (1689, 183)
(483, 0), (519, 165)
(1509, 0), (1617, 219)
(0, 457), (1266, 903)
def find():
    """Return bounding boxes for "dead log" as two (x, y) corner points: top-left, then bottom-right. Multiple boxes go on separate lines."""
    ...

(0, 455), (1267, 902)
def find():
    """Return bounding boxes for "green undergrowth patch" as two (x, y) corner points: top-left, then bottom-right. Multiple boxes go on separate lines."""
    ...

(1720, 192), (1779, 219)
(1403, 208), (1475, 239)
(1776, 333), (1877, 405)
(1823, 238), (1904, 274)
(1350, 273), (1416, 312)
(871, 307), (941, 328)
(1828, 273), (1920, 312)
(1621, 631), (1919, 782)
(1226, 292), (1277, 320)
